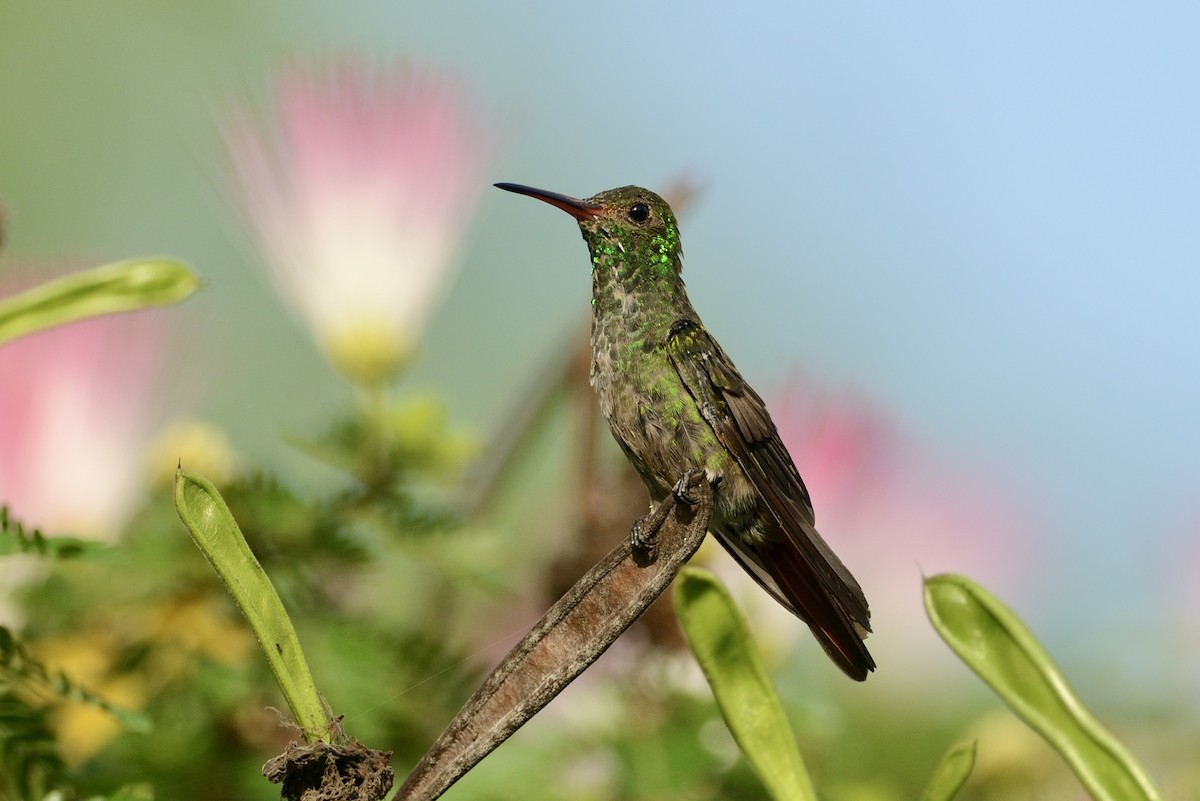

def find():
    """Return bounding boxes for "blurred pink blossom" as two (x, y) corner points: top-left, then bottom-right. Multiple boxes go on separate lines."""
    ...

(1165, 504), (1200, 700)
(224, 63), (490, 385)
(0, 308), (166, 539)
(715, 377), (1042, 685)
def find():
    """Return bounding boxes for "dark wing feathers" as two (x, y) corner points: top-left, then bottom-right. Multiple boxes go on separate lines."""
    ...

(667, 318), (874, 677)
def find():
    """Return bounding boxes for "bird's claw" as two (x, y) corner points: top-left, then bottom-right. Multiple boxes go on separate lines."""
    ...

(673, 467), (715, 504)
(629, 468), (709, 561)
(629, 512), (661, 560)
(671, 475), (697, 506)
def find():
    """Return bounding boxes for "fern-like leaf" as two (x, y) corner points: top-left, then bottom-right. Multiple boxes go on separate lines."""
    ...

(0, 507), (108, 559)
(0, 627), (150, 733)
(0, 693), (68, 801)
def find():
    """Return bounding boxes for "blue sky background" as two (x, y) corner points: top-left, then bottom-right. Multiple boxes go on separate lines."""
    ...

(2, 2), (1199, 685)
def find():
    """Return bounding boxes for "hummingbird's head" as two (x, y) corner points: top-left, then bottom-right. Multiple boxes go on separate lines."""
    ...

(495, 183), (682, 279)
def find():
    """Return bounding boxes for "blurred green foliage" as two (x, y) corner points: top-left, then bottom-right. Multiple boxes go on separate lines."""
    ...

(2, 371), (1185, 800)
(3, 393), (487, 800)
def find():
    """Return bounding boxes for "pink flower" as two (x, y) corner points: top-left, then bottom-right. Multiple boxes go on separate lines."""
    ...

(224, 64), (490, 386)
(718, 377), (1042, 685)
(1165, 506), (1200, 696)
(0, 307), (167, 539)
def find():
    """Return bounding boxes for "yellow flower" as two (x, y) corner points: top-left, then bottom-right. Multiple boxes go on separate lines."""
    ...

(144, 418), (240, 487)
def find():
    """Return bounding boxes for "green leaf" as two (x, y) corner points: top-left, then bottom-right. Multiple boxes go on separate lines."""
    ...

(673, 567), (816, 801)
(919, 740), (976, 801)
(0, 258), (199, 345)
(173, 468), (331, 743)
(924, 574), (1162, 801)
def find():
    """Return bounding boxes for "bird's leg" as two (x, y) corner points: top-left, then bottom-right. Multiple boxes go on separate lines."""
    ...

(630, 468), (708, 559)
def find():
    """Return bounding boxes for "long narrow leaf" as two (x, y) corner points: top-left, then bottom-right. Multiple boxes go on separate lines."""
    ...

(919, 740), (975, 801)
(674, 567), (816, 801)
(924, 574), (1161, 801)
(173, 469), (330, 743)
(0, 258), (198, 345)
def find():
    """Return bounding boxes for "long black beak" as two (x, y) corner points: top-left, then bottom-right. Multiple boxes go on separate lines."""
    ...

(494, 183), (602, 221)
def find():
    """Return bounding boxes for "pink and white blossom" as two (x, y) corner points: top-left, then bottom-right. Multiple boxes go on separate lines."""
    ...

(224, 64), (490, 385)
(715, 377), (1042, 684)
(0, 308), (167, 539)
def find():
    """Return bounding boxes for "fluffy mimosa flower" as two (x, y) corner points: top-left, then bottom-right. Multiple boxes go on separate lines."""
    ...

(732, 380), (1040, 682)
(225, 64), (489, 386)
(0, 310), (166, 539)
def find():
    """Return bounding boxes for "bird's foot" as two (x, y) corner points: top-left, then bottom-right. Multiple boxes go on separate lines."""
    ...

(629, 468), (708, 561)
(675, 470), (721, 504)
(629, 503), (670, 560)
(670, 473), (698, 506)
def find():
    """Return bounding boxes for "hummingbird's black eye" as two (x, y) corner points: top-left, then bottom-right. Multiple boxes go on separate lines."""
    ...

(628, 202), (650, 223)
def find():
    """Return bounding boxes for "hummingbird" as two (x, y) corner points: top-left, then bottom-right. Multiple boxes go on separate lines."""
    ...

(495, 183), (874, 680)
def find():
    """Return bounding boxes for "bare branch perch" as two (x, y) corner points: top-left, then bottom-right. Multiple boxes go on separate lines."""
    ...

(396, 468), (713, 801)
